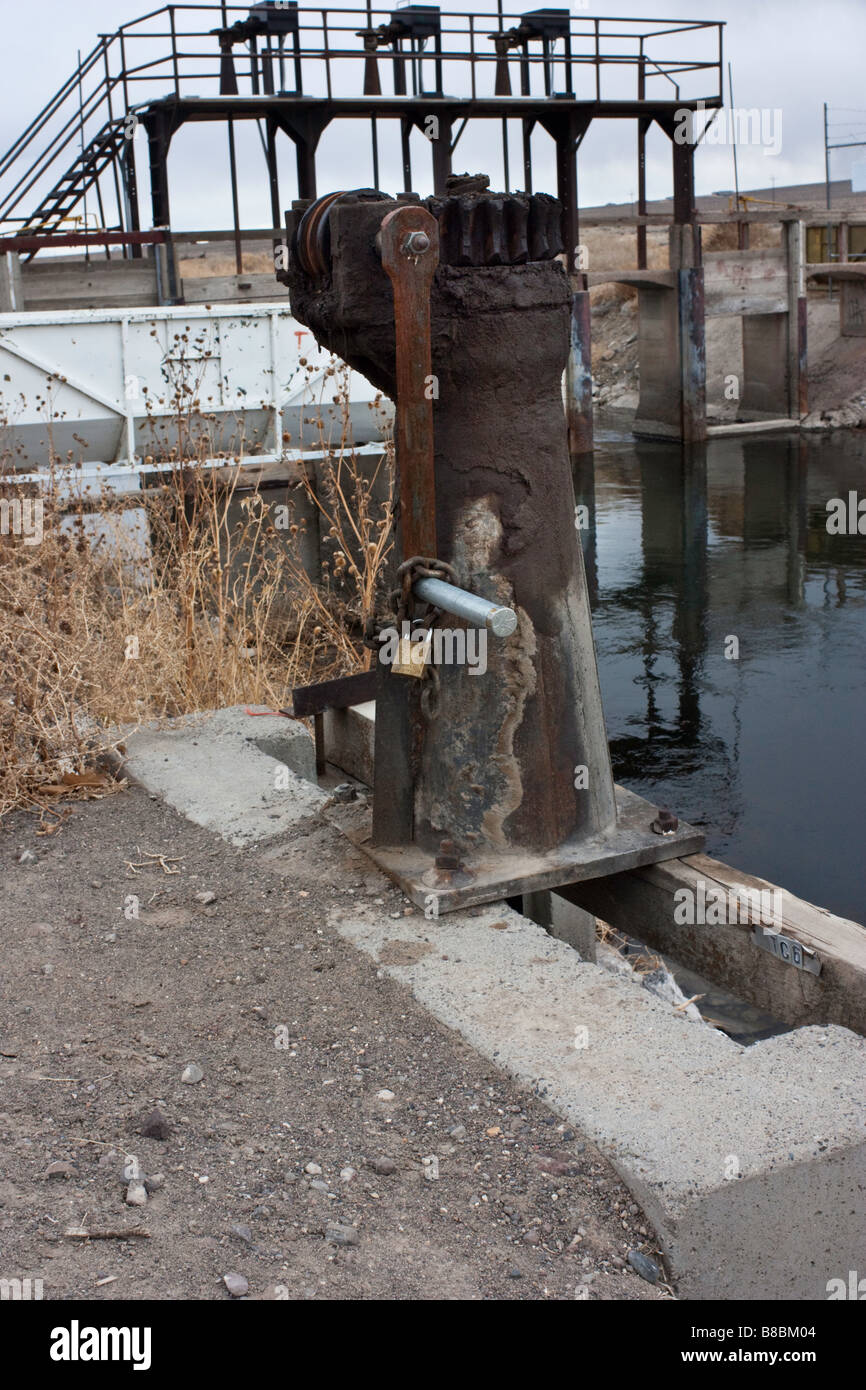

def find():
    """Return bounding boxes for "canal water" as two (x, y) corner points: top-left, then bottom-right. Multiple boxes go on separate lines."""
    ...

(576, 417), (866, 927)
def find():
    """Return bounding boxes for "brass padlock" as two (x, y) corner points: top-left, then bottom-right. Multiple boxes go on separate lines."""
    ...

(392, 626), (432, 679)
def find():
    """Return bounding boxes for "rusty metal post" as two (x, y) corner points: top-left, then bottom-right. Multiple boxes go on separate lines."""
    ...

(566, 282), (593, 455)
(636, 45), (648, 270)
(670, 222), (707, 444)
(637, 115), (650, 270)
(373, 205), (440, 848)
(287, 183), (703, 910)
(786, 219), (808, 417)
(678, 266), (707, 443)
(379, 206), (439, 558)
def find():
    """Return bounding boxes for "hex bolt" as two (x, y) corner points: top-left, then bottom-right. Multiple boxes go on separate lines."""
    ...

(434, 838), (463, 870)
(651, 807), (678, 836)
(402, 230), (431, 257)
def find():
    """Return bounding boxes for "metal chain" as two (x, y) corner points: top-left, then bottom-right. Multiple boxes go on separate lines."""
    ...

(364, 553), (458, 643)
(420, 663), (441, 723)
(364, 555), (456, 721)
(394, 555), (458, 625)
(399, 557), (454, 720)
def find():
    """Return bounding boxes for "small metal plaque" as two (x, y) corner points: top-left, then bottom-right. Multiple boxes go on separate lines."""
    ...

(751, 926), (822, 976)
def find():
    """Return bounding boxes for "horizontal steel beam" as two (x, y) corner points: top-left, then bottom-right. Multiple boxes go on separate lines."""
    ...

(163, 95), (722, 123)
(0, 229), (167, 253)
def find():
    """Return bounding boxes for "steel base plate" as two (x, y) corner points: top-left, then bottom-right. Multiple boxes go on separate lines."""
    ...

(326, 784), (705, 915)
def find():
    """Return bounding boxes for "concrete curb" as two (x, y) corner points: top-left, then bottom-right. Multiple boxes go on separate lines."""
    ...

(118, 705), (319, 846)
(334, 898), (866, 1301)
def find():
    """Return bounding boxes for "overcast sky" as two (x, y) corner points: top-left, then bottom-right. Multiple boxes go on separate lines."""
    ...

(4, 1), (865, 229)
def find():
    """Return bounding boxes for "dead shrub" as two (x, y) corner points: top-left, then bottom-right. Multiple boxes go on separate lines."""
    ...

(0, 359), (393, 819)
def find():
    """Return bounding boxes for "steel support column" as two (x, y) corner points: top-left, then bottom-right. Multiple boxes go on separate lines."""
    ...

(274, 112), (329, 202)
(142, 109), (180, 230)
(431, 115), (452, 195)
(540, 111), (590, 274)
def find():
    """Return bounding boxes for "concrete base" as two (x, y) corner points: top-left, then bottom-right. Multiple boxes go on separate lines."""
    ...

(633, 271), (707, 443)
(117, 705), (317, 846)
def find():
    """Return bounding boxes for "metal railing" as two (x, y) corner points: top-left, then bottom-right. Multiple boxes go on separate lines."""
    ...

(0, 5), (724, 235)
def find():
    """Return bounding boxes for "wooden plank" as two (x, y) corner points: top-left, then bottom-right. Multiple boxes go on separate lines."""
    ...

(174, 229), (284, 244)
(0, 231), (165, 253)
(586, 268), (675, 290)
(684, 853), (866, 961)
(560, 853), (866, 1036)
(707, 418), (799, 436)
(208, 458), (304, 489)
(579, 210), (790, 227)
(182, 274), (282, 303)
(23, 292), (158, 312)
(704, 292), (788, 317)
(21, 262), (158, 312)
(701, 248), (788, 318)
(807, 263), (866, 281)
(704, 247), (786, 269)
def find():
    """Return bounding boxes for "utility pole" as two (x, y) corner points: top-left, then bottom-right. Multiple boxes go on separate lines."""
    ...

(824, 101), (831, 210)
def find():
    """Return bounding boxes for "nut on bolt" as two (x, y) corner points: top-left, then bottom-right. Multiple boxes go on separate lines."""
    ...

(651, 807), (678, 836)
(434, 838), (462, 871)
(402, 230), (431, 257)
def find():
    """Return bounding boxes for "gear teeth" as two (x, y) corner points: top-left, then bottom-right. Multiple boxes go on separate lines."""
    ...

(426, 189), (563, 267)
(480, 197), (501, 265)
(504, 197), (529, 265)
(528, 193), (563, 262)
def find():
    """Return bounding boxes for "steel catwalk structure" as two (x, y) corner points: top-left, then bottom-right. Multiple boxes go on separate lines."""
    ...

(0, 5), (723, 269)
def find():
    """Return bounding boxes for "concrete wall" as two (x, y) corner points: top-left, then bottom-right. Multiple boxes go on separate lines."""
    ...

(841, 279), (866, 336)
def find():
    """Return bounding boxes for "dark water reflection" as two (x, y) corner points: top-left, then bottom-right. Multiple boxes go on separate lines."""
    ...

(575, 417), (866, 925)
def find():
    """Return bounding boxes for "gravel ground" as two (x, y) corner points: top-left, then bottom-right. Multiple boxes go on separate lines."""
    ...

(0, 785), (670, 1301)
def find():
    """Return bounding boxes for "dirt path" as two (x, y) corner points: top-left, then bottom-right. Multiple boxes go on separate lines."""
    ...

(0, 786), (669, 1301)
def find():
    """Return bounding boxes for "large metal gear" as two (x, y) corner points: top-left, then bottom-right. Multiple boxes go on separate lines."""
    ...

(284, 175), (564, 287)
(427, 175), (563, 267)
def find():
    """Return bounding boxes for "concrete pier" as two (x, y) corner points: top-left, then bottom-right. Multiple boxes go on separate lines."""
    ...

(594, 218), (810, 440)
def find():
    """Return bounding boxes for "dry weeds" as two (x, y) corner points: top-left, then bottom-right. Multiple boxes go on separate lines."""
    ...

(0, 357), (393, 819)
